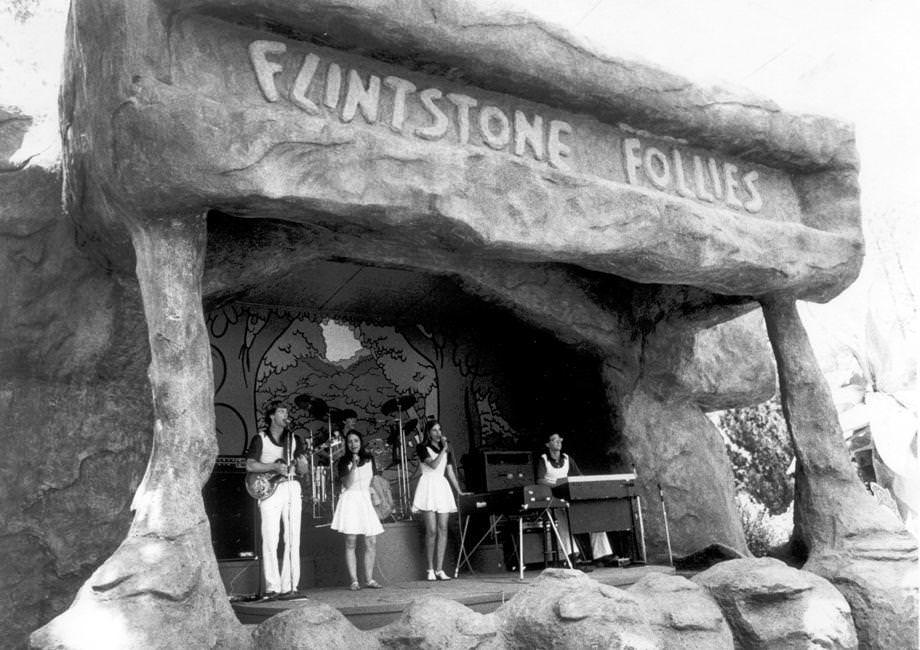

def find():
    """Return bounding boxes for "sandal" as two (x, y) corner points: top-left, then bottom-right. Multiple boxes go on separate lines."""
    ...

(365, 579), (383, 589)
(349, 581), (361, 591)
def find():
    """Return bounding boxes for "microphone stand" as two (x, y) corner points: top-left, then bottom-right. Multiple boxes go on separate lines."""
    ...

(658, 483), (674, 567)
(285, 429), (295, 595)
(397, 408), (410, 519)
(327, 412), (336, 513)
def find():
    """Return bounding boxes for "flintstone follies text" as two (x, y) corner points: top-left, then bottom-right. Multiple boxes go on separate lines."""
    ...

(248, 40), (763, 213)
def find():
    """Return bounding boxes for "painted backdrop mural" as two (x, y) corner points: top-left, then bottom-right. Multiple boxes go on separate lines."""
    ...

(208, 302), (522, 511)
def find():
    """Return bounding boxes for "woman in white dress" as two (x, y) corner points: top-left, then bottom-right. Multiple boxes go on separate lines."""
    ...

(331, 431), (385, 590)
(412, 420), (464, 581)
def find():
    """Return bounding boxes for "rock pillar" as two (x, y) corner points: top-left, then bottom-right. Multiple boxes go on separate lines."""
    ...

(31, 215), (247, 650)
(604, 362), (749, 564)
(761, 295), (917, 650)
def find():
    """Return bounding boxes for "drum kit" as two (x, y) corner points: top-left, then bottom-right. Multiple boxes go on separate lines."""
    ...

(380, 395), (419, 518)
(293, 392), (421, 520)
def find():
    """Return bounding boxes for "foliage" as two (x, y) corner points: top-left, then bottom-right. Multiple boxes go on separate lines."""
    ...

(735, 492), (793, 557)
(1, 0), (39, 22)
(716, 396), (794, 515)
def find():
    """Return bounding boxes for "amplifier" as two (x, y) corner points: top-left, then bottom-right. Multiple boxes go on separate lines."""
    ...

(203, 456), (258, 560)
(482, 451), (533, 491)
(503, 521), (549, 569)
(459, 485), (559, 517)
(510, 484), (554, 511)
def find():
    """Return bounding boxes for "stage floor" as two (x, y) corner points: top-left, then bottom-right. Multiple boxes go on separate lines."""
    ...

(232, 564), (676, 629)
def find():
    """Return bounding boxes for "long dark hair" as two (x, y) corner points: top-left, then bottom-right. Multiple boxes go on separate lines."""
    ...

(417, 419), (446, 461)
(337, 430), (373, 477)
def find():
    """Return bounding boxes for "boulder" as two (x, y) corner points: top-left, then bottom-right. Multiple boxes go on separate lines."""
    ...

(627, 572), (732, 649)
(252, 600), (378, 650)
(494, 569), (657, 648)
(666, 311), (776, 412)
(375, 596), (499, 648)
(807, 549), (920, 650)
(693, 557), (858, 649)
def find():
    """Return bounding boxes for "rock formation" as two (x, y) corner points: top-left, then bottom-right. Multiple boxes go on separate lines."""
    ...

(693, 557), (858, 648)
(0, 0), (914, 648)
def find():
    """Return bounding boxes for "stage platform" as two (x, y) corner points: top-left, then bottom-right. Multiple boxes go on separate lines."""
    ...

(231, 564), (675, 629)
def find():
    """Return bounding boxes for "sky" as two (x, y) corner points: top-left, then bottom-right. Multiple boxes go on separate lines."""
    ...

(3, 0), (917, 381)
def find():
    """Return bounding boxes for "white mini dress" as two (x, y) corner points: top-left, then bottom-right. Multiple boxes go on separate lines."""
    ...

(412, 445), (457, 514)
(331, 461), (384, 536)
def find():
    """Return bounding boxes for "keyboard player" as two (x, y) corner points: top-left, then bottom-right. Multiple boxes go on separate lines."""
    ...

(536, 433), (618, 567)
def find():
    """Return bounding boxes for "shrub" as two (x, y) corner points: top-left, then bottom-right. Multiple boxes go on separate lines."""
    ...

(736, 491), (793, 557)
(716, 397), (794, 515)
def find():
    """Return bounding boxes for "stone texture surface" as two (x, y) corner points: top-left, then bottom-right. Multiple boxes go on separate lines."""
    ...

(0, 109), (153, 649)
(30, 531), (252, 650)
(31, 216), (247, 649)
(21, 204), (245, 647)
(651, 310), (777, 412)
(492, 568), (735, 648)
(610, 379), (749, 562)
(494, 569), (658, 648)
(252, 600), (377, 649)
(376, 596), (499, 648)
(693, 557), (858, 649)
(761, 297), (918, 649)
(627, 572), (733, 649)
(62, 0), (862, 301)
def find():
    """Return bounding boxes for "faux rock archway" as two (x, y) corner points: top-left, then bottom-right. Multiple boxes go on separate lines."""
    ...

(30, 0), (917, 648)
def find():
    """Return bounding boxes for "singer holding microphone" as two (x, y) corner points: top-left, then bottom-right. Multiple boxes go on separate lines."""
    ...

(412, 420), (464, 581)
(245, 403), (309, 597)
(331, 430), (384, 591)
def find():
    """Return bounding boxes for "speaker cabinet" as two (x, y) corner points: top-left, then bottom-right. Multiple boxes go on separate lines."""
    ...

(470, 544), (507, 574)
(203, 456), (258, 561)
(503, 521), (547, 570)
(217, 559), (261, 596)
(480, 451), (534, 491)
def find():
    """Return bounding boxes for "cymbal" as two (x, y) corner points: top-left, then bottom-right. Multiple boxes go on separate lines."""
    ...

(295, 394), (328, 418)
(293, 394), (315, 409)
(381, 395), (418, 416)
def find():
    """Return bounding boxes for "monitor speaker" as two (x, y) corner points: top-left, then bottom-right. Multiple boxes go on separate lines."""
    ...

(202, 456), (258, 561)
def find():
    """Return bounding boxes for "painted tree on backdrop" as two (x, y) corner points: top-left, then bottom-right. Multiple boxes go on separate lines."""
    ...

(209, 304), (322, 451)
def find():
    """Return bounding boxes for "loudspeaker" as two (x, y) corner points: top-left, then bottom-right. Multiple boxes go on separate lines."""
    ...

(217, 559), (261, 596)
(480, 451), (534, 491)
(503, 521), (546, 570)
(203, 457), (258, 560)
(470, 544), (506, 573)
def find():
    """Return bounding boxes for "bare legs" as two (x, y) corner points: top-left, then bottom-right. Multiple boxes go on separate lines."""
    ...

(364, 535), (377, 583)
(422, 510), (451, 573)
(344, 535), (358, 586)
(344, 534), (378, 587)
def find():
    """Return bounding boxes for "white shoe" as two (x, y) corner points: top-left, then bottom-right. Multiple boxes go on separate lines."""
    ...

(426, 569), (436, 581)
(435, 570), (451, 581)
